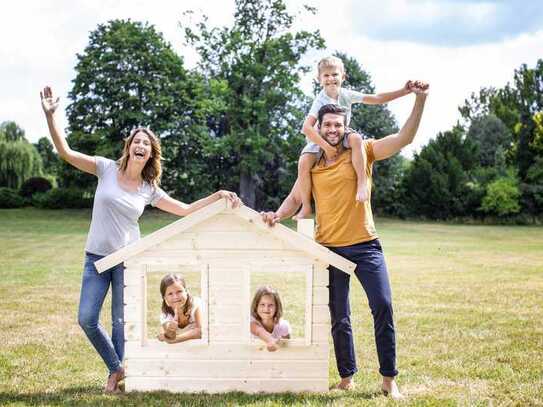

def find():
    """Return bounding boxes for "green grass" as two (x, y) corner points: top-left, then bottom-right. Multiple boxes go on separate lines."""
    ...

(1, 208), (542, 406)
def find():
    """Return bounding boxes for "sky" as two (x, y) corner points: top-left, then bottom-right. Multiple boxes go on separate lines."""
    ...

(1, 0), (542, 157)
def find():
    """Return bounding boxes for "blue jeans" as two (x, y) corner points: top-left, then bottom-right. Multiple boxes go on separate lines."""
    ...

(328, 239), (398, 378)
(78, 252), (124, 374)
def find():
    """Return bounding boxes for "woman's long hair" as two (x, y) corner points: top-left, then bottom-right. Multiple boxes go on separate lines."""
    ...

(250, 285), (283, 324)
(117, 127), (162, 187)
(160, 274), (193, 318)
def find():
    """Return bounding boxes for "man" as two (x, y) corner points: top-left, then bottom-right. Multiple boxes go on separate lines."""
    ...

(261, 81), (429, 398)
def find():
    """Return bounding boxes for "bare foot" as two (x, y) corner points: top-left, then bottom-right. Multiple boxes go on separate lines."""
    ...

(382, 377), (403, 399)
(332, 376), (355, 390)
(356, 182), (369, 203)
(293, 204), (312, 220)
(104, 367), (125, 394)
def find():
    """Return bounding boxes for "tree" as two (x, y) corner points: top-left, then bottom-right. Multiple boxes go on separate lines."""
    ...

(182, 0), (325, 208)
(66, 19), (208, 195)
(467, 114), (512, 168)
(403, 126), (479, 219)
(0, 121), (26, 142)
(34, 137), (59, 177)
(481, 176), (521, 217)
(0, 127), (43, 189)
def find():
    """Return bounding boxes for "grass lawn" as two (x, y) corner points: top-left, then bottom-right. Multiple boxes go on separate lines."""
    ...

(0, 208), (542, 406)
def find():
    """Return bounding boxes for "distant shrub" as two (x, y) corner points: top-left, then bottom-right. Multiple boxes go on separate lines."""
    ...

(0, 187), (25, 208)
(32, 188), (92, 209)
(481, 177), (521, 217)
(20, 177), (53, 199)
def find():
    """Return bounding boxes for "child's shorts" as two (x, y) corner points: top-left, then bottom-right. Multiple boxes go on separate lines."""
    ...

(300, 127), (360, 155)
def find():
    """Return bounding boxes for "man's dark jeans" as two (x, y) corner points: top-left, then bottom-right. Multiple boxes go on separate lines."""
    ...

(328, 239), (398, 378)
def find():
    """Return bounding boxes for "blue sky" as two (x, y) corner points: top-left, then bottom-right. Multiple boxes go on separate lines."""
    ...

(1, 0), (542, 157)
(353, 1), (543, 46)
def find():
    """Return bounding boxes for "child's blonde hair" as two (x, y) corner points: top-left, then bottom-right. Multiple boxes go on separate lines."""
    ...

(251, 286), (284, 324)
(317, 56), (345, 75)
(160, 274), (193, 318)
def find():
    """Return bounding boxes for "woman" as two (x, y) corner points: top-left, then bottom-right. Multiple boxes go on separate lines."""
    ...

(40, 86), (240, 393)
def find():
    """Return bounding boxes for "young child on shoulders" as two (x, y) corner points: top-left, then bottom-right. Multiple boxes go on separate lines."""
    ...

(250, 286), (291, 352)
(295, 55), (414, 219)
(158, 274), (202, 344)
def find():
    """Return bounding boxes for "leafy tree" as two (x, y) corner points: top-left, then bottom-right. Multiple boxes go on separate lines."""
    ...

(182, 0), (325, 208)
(0, 121), (26, 142)
(481, 176), (521, 217)
(403, 126), (479, 219)
(0, 123), (43, 189)
(34, 137), (60, 177)
(467, 114), (512, 168)
(66, 19), (208, 197)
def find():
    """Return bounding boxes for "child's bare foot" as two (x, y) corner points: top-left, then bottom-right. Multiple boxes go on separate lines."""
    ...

(332, 376), (354, 390)
(356, 182), (369, 203)
(382, 377), (403, 399)
(293, 204), (312, 220)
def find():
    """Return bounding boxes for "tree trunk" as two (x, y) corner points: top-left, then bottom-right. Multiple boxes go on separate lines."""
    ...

(239, 169), (257, 209)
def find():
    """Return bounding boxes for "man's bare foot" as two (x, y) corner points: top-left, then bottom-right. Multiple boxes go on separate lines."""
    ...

(356, 183), (369, 203)
(382, 377), (403, 399)
(104, 367), (125, 394)
(293, 205), (312, 220)
(332, 376), (354, 390)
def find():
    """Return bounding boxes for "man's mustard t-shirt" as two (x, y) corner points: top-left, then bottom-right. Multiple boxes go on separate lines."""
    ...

(311, 140), (378, 247)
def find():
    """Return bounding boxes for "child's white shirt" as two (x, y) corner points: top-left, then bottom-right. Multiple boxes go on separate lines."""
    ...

(308, 88), (368, 126)
(160, 296), (202, 330)
(251, 316), (292, 340)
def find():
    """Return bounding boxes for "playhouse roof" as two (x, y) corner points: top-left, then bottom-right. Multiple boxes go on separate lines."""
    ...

(94, 198), (356, 275)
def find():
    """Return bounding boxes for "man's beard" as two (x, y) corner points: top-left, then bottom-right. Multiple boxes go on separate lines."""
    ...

(322, 131), (344, 147)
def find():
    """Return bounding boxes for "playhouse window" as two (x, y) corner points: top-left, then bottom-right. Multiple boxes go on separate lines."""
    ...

(248, 265), (313, 346)
(143, 265), (209, 344)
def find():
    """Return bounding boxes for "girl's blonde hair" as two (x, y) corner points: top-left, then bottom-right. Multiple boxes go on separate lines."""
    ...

(317, 56), (345, 75)
(251, 286), (284, 324)
(160, 274), (194, 318)
(117, 127), (162, 187)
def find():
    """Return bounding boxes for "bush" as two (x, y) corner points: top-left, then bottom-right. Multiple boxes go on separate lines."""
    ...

(0, 187), (25, 208)
(32, 188), (93, 209)
(481, 177), (521, 217)
(20, 177), (53, 199)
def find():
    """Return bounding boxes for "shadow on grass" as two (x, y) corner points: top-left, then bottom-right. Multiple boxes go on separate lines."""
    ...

(0, 386), (382, 406)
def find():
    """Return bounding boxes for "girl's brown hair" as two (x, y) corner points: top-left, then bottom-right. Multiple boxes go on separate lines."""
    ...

(117, 127), (162, 187)
(160, 274), (194, 318)
(250, 286), (283, 324)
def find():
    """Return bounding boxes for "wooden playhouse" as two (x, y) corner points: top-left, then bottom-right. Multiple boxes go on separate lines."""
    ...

(95, 198), (355, 393)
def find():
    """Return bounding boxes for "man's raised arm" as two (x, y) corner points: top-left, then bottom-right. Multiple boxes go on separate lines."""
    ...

(373, 81), (429, 161)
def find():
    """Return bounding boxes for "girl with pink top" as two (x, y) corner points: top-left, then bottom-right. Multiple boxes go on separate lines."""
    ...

(250, 286), (291, 351)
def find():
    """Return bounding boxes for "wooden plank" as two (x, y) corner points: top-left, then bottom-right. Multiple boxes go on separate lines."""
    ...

(305, 266), (313, 346)
(190, 213), (253, 232)
(131, 251), (313, 265)
(233, 205), (355, 275)
(209, 323), (246, 342)
(94, 199), (227, 273)
(125, 359), (327, 379)
(312, 286), (328, 306)
(124, 341), (328, 360)
(125, 322), (142, 342)
(157, 231), (288, 251)
(296, 219), (315, 239)
(200, 264), (209, 345)
(209, 305), (245, 324)
(125, 377), (328, 393)
(311, 323), (329, 344)
(312, 305), (330, 324)
(313, 267), (329, 287)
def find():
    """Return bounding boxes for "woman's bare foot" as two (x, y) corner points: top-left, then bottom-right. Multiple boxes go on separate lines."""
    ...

(382, 376), (403, 399)
(332, 376), (354, 390)
(104, 367), (125, 394)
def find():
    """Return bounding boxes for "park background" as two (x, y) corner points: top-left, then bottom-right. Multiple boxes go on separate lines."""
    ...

(1, 0), (542, 405)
